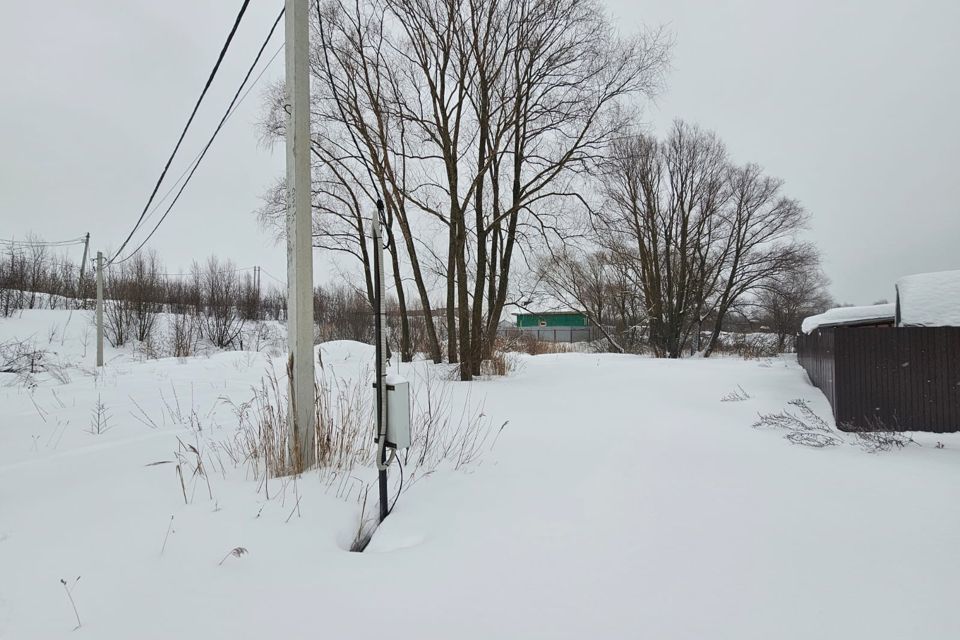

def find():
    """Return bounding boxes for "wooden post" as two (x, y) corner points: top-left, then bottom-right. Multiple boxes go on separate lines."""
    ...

(285, 0), (316, 470)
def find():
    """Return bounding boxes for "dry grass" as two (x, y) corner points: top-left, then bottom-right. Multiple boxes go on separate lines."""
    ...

(482, 338), (524, 377)
(220, 362), (503, 495)
(173, 360), (510, 554)
(494, 333), (580, 357)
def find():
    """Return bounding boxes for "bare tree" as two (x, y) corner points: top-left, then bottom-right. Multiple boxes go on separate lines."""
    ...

(597, 123), (728, 357)
(25, 238), (49, 309)
(197, 257), (245, 349)
(103, 268), (135, 347)
(261, 0), (669, 377)
(700, 164), (810, 356)
(755, 259), (833, 351)
(594, 121), (812, 357)
(127, 251), (164, 344)
(535, 249), (640, 352)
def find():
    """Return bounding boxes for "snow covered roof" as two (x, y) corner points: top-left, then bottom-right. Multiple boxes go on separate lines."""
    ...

(801, 303), (896, 334)
(896, 270), (960, 327)
(511, 309), (584, 316)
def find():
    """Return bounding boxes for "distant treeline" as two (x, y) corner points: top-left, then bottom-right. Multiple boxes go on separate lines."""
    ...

(0, 243), (442, 357)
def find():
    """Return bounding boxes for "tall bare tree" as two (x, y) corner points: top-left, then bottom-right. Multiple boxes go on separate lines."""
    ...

(700, 164), (810, 356)
(755, 259), (833, 351)
(597, 123), (727, 357)
(261, 0), (669, 377)
(594, 121), (811, 357)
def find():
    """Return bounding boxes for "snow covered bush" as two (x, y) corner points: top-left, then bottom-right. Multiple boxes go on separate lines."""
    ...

(753, 399), (842, 447)
(845, 424), (917, 453)
(0, 337), (69, 386)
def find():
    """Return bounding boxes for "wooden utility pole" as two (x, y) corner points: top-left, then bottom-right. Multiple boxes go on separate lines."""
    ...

(285, 0), (316, 470)
(95, 251), (104, 367)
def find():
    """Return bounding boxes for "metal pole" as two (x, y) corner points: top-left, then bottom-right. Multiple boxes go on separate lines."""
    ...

(95, 251), (104, 367)
(284, 0), (316, 470)
(372, 199), (389, 522)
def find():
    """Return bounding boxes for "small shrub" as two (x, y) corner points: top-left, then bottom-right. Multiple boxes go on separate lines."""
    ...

(87, 395), (113, 435)
(753, 399), (841, 447)
(720, 385), (751, 402)
(169, 312), (200, 358)
(844, 422), (916, 453)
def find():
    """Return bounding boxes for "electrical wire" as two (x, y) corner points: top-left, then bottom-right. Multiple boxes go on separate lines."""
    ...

(113, 11), (286, 266)
(109, 0), (252, 265)
(258, 268), (286, 285)
(154, 266), (259, 278)
(137, 45), (283, 234)
(112, 9), (284, 263)
(0, 237), (86, 247)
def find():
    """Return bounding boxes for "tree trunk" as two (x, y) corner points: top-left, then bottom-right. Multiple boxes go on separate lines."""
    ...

(455, 211), (472, 381)
(446, 223), (457, 364)
(384, 224), (412, 362)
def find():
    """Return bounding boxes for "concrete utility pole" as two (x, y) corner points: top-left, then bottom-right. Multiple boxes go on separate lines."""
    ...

(78, 233), (90, 300)
(95, 251), (104, 367)
(285, 0), (316, 470)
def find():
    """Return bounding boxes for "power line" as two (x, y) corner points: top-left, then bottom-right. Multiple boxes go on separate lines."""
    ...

(0, 236), (87, 247)
(98, 263), (259, 276)
(112, 6), (285, 266)
(137, 44), (284, 233)
(155, 266), (259, 278)
(109, 0), (252, 265)
(259, 268), (286, 285)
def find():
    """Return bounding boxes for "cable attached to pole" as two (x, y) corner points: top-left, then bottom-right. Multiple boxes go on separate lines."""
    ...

(316, 2), (396, 522)
(372, 196), (391, 522)
(389, 455), (404, 514)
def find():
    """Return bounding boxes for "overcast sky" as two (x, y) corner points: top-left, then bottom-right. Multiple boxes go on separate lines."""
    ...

(1, 1), (958, 304)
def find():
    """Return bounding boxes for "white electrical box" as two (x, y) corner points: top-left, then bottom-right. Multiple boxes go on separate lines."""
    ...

(374, 374), (411, 449)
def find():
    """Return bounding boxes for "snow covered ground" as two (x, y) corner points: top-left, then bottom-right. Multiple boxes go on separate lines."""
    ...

(2, 308), (958, 639)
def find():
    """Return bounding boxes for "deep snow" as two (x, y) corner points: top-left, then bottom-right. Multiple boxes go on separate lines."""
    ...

(1, 309), (958, 639)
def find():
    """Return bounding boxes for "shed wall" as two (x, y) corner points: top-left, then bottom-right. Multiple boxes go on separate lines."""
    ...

(797, 326), (960, 432)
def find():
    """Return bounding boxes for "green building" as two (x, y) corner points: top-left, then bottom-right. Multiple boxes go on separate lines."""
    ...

(515, 311), (588, 328)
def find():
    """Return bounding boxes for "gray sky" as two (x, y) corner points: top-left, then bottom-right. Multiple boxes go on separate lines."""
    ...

(1, 1), (958, 304)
